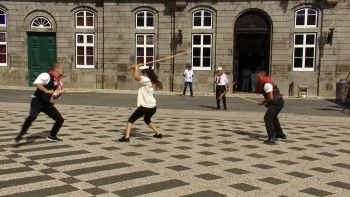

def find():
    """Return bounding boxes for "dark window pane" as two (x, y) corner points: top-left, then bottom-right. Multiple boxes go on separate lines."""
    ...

(0, 11), (4, 14)
(146, 17), (154, 27)
(0, 54), (6, 63)
(194, 11), (201, 16)
(77, 17), (84, 26)
(146, 57), (153, 63)
(137, 48), (144, 56)
(137, 12), (144, 16)
(297, 10), (305, 14)
(86, 56), (94, 65)
(193, 17), (201, 26)
(0, 33), (5, 42)
(295, 35), (304, 45)
(87, 35), (93, 44)
(77, 47), (84, 55)
(137, 36), (144, 45)
(294, 48), (303, 57)
(305, 58), (314, 68)
(86, 12), (93, 16)
(77, 12), (84, 16)
(307, 15), (316, 26)
(146, 12), (153, 16)
(203, 48), (211, 56)
(137, 17), (144, 27)
(308, 9), (316, 14)
(294, 58), (302, 68)
(203, 35), (211, 45)
(86, 17), (93, 26)
(204, 17), (211, 27)
(296, 15), (305, 26)
(146, 47), (153, 56)
(193, 48), (201, 56)
(146, 36), (153, 44)
(306, 34), (315, 44)
(77, 56), (84, 65)
(193, 35), (201, 45)
(77, 35), (84, 43)
(86, 47), (94, 55)
(0, 15), (5, 25)
(137, 57), (144, 64)
(305, 48), (314, 57)
(193, 57), (200, 67)
(0, 45), (5, 53)
(203, 58), (210, 67)
(204, 11), (211, 16)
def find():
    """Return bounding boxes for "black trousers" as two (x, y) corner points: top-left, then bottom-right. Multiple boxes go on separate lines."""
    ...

(216, 85), (227, 108)
(19, 98), (64, 137)
(264, 98), (284, 138)
(128, 106), (157, 125)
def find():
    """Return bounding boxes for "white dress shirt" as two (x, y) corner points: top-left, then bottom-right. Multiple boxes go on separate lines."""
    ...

(184, 69), (194, 82)
(215, 73), (228, 85)
(137, 76), (156, 108)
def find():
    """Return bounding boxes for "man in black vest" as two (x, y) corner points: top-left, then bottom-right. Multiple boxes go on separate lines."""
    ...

(15, 63), (66, 142)
(257, 71), (286, 144)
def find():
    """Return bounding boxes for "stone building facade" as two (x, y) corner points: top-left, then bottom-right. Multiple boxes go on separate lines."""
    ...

(0, 0), (349, 97)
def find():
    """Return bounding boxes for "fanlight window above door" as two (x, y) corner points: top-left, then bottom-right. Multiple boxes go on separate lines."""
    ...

(31, 17), (52, 28)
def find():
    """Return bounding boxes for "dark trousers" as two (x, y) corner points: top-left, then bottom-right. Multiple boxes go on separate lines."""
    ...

(19, 98), (64, 137)
(183, 82), (193, 95)
(216, 85), (227, 108)
(264, 99), (284, 138)
(128, 106), (157, 125)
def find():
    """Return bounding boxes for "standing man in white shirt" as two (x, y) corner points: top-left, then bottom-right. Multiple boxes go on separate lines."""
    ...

(214, 67), (229, 110)
(182, 65), (194, 97)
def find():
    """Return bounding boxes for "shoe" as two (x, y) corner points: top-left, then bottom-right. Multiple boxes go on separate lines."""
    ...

(181, 94), (185, 97)
(153, 133), (163, 138)
(15, 135), (22, 143)
(119, 136), (130, 142)
(276, 134), (287, 139)
(215, 108), (220, 110)
(264, 137), (278, 144)
(47, 136), (63, 142)
(224, 107), (227, 110)
(191, 94), (195, 97)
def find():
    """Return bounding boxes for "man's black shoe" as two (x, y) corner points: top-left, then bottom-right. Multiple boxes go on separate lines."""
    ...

(15, 135), (22, 143)
(215, 108), (220, 110)
(153, 133), (163, 138)
(264, 137), (278, 144)
(119, 136), (130, 142)
(224, 107), (227, 110)
(47, 136), (63, 142)
(276, 134), (287, 139)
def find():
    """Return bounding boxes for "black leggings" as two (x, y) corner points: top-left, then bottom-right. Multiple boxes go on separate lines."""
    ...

(128, 106), (156, 125)
(20, 98), (64, 137)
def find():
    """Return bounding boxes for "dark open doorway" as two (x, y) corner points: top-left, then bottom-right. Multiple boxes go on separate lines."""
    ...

(233, 11), (271, 93)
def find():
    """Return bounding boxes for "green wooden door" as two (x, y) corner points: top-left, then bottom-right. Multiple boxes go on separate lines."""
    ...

(28, 32), (56, 86)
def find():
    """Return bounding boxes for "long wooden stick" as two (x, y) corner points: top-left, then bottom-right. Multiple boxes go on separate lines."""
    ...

(218, 82), (235, 99)
(232, 93), (259, 103)
(57, 90), (97, 93)
(132, 50), (192, 68)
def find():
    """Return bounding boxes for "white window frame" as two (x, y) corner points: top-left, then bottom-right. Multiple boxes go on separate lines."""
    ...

(192, 10), (213, 29)
(0, 32), (7, 67)
(0, 9), (6, 26)
(75, 11), (95, 29)
(293, 33), (316, 71)
(136, 11), (155, 29)
(192, 34), (212, 71)
(135, 34), (155, 69)
(295, 8), (318, 28)
(30, 16), (52, 28)
(76, 33), (95, 68)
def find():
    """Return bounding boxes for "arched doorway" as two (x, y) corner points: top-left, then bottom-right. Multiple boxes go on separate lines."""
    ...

(233, 11), (271, 92)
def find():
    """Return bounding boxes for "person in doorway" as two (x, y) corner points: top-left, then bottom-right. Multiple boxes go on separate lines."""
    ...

(15, 63), (66, 143)
(119, 66), (163, 142)
(251, 69), (257, 93)
(214, 67), (229, 110)
(182, 65), (194, 97)
(241, 67), (251, 91)
(257, 70), (287, 144)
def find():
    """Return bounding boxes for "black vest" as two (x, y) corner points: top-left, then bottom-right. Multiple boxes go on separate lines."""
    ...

(33, 73), (57, 103)
(261, 82), (282, 105)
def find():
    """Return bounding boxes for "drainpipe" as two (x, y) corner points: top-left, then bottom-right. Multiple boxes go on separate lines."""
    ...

(102, 0), (105, 89)
(171, 3), (175, 92)
(317, 9), (324, 96)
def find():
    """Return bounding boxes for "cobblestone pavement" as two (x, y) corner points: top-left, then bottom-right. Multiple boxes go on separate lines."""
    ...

(0, 102), (350, 197)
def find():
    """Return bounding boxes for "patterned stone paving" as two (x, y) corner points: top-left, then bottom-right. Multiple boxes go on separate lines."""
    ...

(0, 102), (350, 197)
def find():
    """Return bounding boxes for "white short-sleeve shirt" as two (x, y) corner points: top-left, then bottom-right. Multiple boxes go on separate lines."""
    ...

(137, 76), (156, 108)
(184, 69), (194, 82)
(215, 73), (229, 85)
(263, 83), (273, 93)
(33, 73), (63, 97)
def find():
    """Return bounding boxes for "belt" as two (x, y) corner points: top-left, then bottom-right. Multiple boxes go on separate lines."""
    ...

(217, 85), (226, 86)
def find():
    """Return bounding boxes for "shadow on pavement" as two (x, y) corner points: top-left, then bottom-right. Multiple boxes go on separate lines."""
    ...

(198, 105), (216, 109)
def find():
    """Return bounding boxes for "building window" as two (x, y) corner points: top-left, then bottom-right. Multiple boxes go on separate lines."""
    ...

(136, 11), (155, 29)
(193, 10), (212, 29)
(76, 11), (94, 28)
(31, 17), (51, 28)
(293, 33), (316, 71)
(0, 32), (6, 66)
(295, 8), (317, 28)
(136, 34), (154, 69)
(192, 34), (212, 70)
(0, 9), (5, 26)
(76, 34), (94, 68)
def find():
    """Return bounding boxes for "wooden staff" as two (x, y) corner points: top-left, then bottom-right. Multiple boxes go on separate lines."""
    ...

(55, 90), (97, 94)
(218, 82), (235, 99)
(131, 50), (192, 68)
(231, 93), (259, 103)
